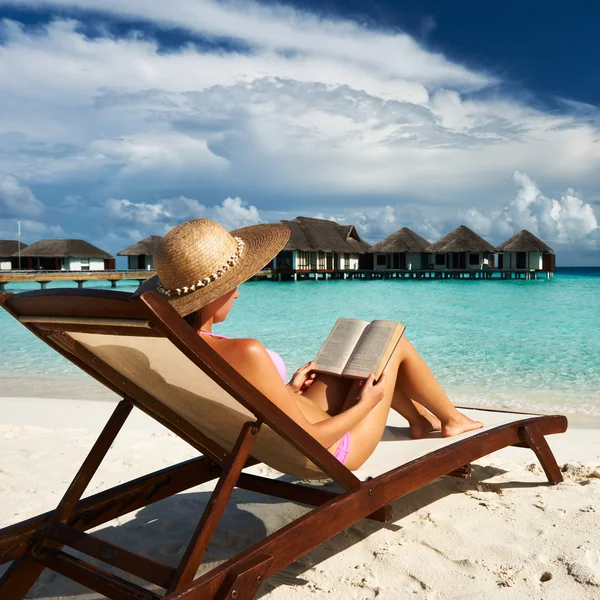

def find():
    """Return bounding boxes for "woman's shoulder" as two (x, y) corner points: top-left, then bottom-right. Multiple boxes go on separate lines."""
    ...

(211, 336), (269, 362)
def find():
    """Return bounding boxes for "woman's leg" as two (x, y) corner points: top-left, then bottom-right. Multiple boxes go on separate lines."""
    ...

(303, 374), (353, 416)
(303, 345), (406, 469)
(391, 386), (441, 439)
(392, 338), (482, 437)
(301, 337), (482, 469)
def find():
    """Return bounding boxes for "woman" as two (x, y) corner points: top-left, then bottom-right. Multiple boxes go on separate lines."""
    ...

(150, 219), (483, 471)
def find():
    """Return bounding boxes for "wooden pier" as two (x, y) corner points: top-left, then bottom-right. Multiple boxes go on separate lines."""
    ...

(0, 267), (554, 291)
(0, 270), (153, 291)
(262, 268), (554, 281)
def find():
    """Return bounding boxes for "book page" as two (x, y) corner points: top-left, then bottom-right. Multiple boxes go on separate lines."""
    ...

(342, 320), (405, 379)
(313, 318), (369, 376)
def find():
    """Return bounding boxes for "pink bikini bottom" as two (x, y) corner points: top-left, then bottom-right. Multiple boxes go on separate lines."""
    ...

(333, 432), (351, 464)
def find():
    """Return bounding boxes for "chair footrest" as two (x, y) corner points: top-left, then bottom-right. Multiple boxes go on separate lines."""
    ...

(35, 548), (160, 600)
(47, 523), (174, 589)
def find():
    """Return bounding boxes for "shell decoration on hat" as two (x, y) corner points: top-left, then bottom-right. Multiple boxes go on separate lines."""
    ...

(156, 237), (245, 297)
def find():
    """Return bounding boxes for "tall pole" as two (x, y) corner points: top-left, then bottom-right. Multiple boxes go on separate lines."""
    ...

(17, 219), (21, 270)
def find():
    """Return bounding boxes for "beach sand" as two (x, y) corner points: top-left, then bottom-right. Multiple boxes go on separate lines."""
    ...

(1, 397), (599, 599)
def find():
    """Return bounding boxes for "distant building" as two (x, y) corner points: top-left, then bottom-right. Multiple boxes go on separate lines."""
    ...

(496, 230), (555, 272)
(117, 236), (161, 270)
(426, 225), (496, 271)
(0, 240), (28, 270)
(368, 228), (431, 270)
(274, 216), (370, 274)
(16, 240), (114, 271)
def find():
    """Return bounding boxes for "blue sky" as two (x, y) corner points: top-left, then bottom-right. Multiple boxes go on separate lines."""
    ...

(0, 0), (599, 265)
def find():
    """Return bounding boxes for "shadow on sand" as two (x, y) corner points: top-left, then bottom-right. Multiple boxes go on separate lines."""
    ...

(1, 461), (525, 599)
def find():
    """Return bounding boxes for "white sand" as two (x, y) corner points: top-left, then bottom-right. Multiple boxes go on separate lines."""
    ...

(1, 397), (600, 599)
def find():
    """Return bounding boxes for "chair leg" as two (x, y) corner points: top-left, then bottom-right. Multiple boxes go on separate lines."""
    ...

(447, 464), (472, 479)
(40, 399), (134, 529)
(167, 421), (261, 591)
(0, 555), (45, 599)
(0, 399), (133, 600)
(519, 423), (563, 485)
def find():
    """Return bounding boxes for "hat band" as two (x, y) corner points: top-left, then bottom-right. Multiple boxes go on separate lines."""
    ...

(156, 237), (245, 298)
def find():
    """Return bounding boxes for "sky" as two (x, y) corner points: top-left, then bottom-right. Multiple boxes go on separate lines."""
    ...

(0, 0), (599, 265)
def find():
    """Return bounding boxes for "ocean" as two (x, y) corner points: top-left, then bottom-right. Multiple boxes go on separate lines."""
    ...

(1, 267), (599, 415)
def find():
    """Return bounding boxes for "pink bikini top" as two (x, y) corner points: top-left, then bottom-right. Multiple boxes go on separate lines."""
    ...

(197, 330), (287, 382)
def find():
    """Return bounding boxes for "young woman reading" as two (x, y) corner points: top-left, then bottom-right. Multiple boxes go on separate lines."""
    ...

(149, 219), (483, 471)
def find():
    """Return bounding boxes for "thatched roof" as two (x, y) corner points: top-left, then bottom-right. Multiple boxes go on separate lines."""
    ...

(425, 225), (496, 253)
(368, 227), (430, 254)
(0, 240), (28, 257)
(280, 216), (370, 253)
(17, 239), (113, 259)
(117, 235), (162, 256)
(496, 230), (554, 254)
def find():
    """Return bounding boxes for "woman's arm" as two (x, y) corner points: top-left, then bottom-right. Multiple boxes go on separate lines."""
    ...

(222, 339), (385, 448)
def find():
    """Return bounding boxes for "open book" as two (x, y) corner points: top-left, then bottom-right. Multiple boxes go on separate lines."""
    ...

(313, 319), (406, 380)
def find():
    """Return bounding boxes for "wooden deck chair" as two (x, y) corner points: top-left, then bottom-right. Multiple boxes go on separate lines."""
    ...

(0, 288), (568, 600)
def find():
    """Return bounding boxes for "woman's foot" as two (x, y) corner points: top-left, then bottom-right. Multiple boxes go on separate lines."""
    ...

(409, 414), (440, 439)
(415, 405), (442, 432)
(441, 412), (484, 438)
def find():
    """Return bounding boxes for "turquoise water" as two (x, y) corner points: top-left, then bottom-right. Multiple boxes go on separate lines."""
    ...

(1, 269), (599, 414)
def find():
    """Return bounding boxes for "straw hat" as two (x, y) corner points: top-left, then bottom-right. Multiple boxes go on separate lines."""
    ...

(141, 219), (290, 316)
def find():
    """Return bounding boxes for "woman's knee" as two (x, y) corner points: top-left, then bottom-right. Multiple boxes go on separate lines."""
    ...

(399, 336), (414, 355)
(388, 336), (413, 369)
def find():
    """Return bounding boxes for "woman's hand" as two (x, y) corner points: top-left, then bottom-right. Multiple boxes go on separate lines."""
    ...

(356, 372), (387, 410)
(287, 361), (317, 394)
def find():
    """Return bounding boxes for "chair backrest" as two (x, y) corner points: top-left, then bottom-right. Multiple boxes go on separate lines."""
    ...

(1, 289), (358, 485)
(69, 330), (324, 478)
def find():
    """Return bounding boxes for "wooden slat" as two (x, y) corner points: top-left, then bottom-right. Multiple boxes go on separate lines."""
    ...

(0, 400), (135, 595)
(205, 472), (395, 523)
(5, 289), (151, 320)
(37, 549), (159, 600)
(0, 457), (218, 565)
(47, 523), (174, 589)
(42, 400), (134, 529)
(0, 293), (125, 398)
(236, 473), (338, 506)
(0, 555), (46, 599)
(214, 555), (272, 600)
(18, 316), (153, 328)
(167, 422), (261, 591)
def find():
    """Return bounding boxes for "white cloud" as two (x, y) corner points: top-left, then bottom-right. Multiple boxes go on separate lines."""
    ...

(106, 198), (174, 226)
(0, 174), (45, 218)
(212, 196), (262, 230)
(3, 0), (491, 93)
(463, 170), (599, 248)
(0, 2), (598, 262)
(104, 195), (262, 240)
(312, 204), (442, 244)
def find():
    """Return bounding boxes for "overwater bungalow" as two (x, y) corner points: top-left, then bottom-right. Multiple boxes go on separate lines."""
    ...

(117, 235), (161, 270)
(426, 225), (496, 271)
(273, 216), (370, 279)
(0, 240), (28, 270)
(367, 227), (431, 270)
(496, 230), (555, 273)
(16, 239), (114, 271)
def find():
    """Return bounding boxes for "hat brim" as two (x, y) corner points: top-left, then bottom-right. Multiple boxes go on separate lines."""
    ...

(135, 223), (290, 317)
